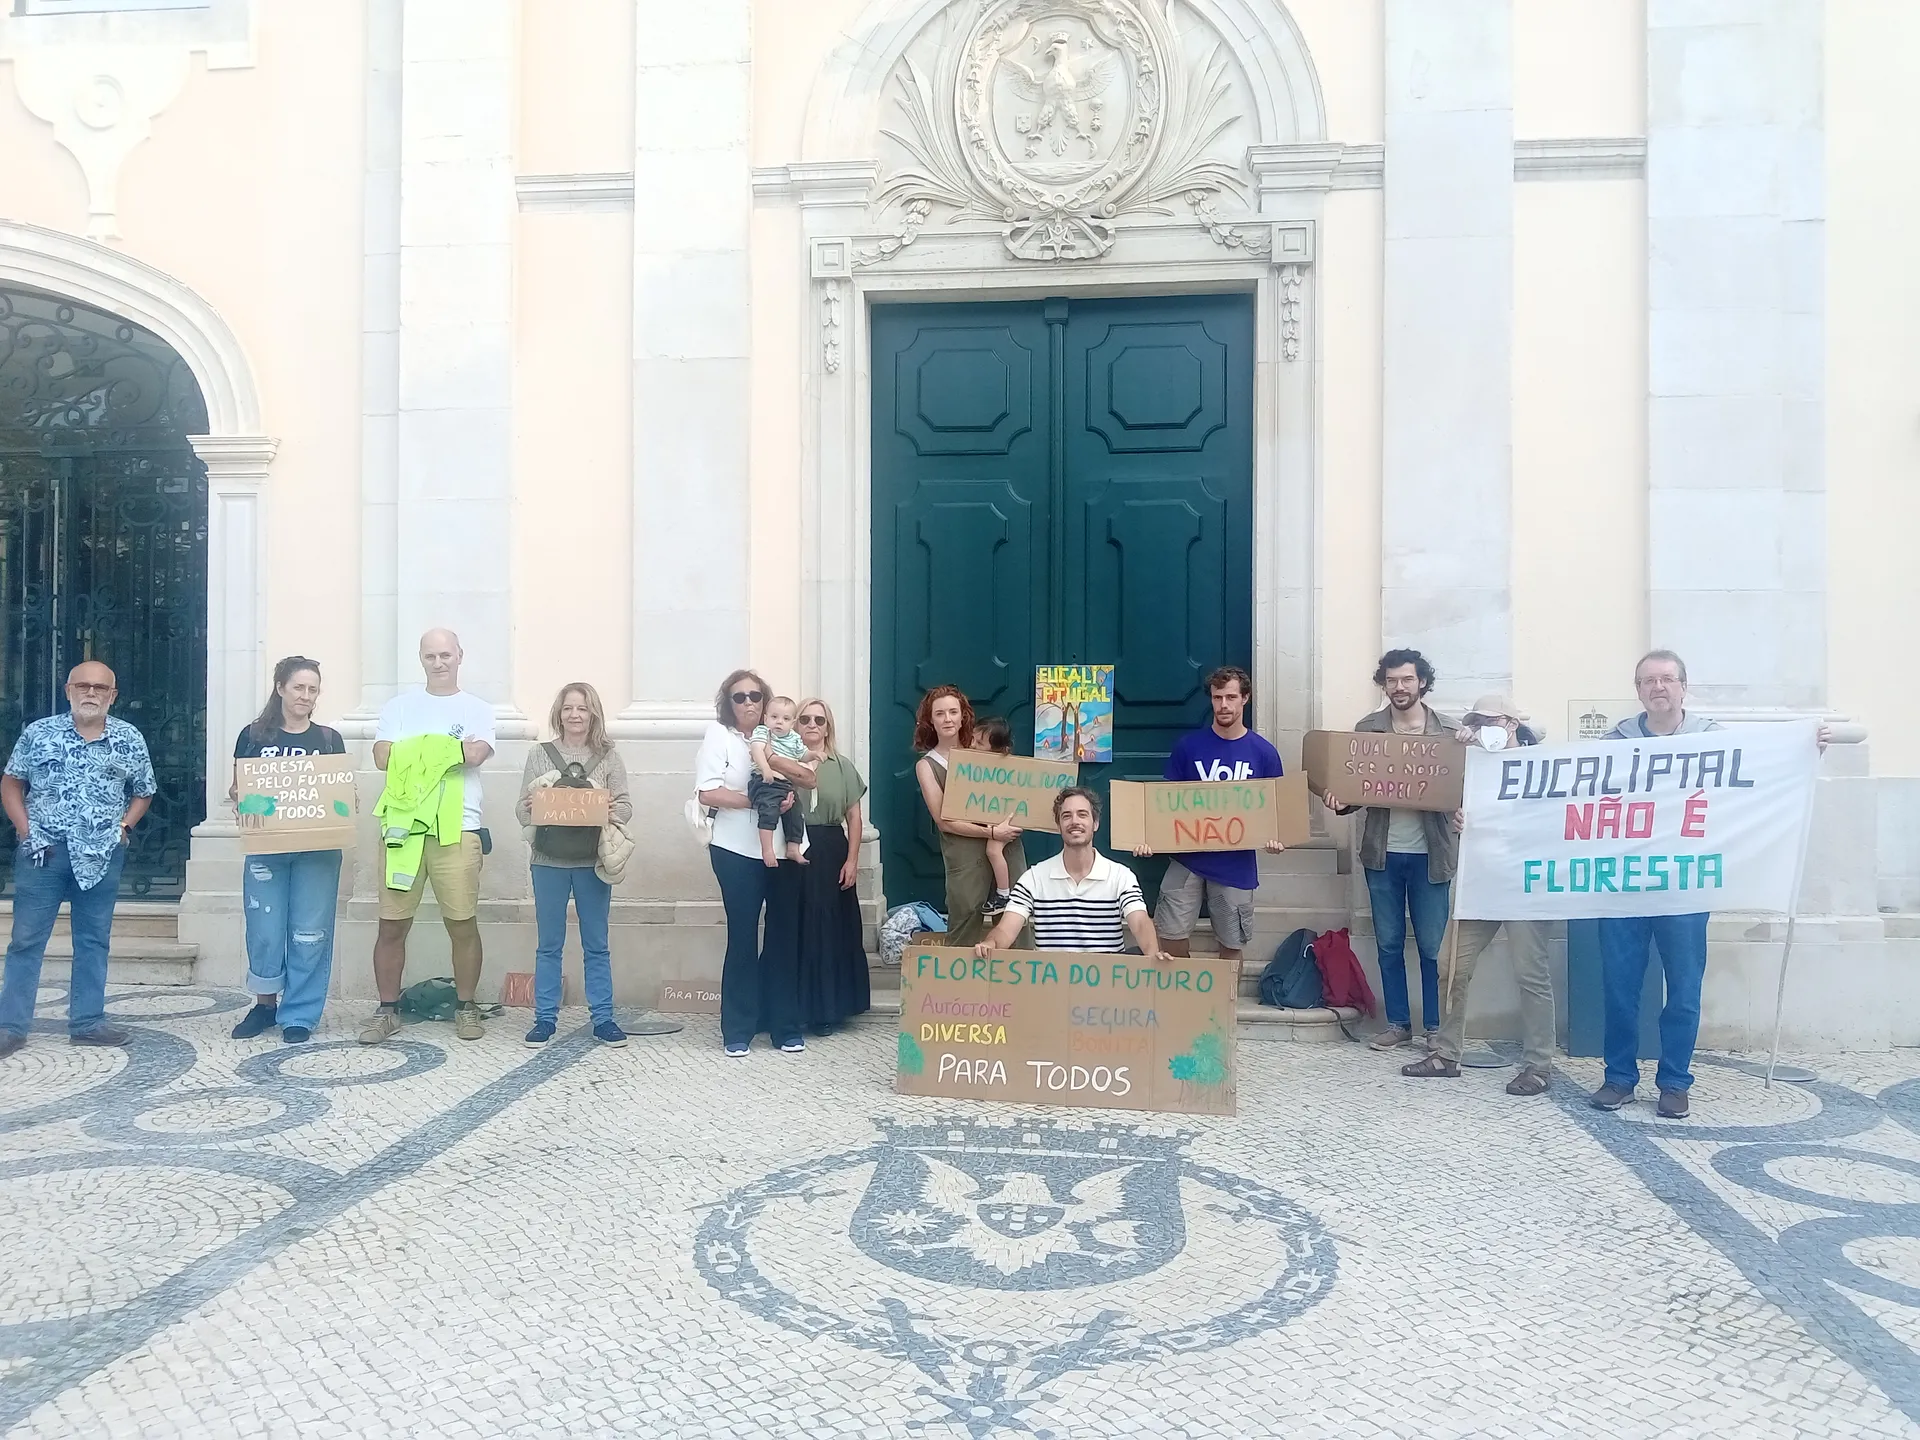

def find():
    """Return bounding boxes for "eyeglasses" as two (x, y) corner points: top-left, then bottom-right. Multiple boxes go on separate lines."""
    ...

(730, 690), (765, 706)
(798, 715), (827, 726)
(68, 683), (113, 694)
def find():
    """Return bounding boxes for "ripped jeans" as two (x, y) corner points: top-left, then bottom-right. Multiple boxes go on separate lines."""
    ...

(242, 848), (344, 1032)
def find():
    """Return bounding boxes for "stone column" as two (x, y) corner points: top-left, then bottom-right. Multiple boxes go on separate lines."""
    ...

(348, 0), (403, 725)
(1381, 0), (1514, 697)
(1647, 0), (1825, 709)
(391, 0), (521, 717)
(618, 0), (753, 734)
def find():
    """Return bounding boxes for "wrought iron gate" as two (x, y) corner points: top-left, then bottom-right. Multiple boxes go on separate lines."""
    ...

(0, 287), (209, 898)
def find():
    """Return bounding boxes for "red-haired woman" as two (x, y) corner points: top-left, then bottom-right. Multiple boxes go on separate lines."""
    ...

(912, 685), (1029, 947)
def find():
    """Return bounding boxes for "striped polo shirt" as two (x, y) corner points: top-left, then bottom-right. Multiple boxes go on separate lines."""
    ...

(1005, 850), (1147, 953)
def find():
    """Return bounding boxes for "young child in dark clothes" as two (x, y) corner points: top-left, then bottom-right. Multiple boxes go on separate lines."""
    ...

(972, 716), (1014, 917)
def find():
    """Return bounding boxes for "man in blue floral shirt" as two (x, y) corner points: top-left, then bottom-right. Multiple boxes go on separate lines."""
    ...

(0, 661), (156, 1056)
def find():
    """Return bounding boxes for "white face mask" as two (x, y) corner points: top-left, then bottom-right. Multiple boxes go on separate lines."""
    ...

(1478, 726), (1509, 752)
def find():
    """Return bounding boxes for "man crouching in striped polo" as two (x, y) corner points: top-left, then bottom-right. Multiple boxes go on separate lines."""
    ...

(973, 787), (1168, 960)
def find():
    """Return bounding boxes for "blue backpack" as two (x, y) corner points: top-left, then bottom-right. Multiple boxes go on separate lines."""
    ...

(1259, 928), (1325, 1010)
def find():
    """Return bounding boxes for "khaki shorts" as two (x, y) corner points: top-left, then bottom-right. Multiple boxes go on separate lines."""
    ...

(378, 832), (483, 922)
(1153, 859), (1256, 951)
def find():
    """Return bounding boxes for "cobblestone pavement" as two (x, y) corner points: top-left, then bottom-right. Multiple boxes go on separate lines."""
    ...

(4, 983), (1920, 1439)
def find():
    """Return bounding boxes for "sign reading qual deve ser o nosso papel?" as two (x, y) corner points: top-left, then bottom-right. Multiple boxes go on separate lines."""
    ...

(939, 753), (1079, 833)
(235, 755), (358, 855)
(896, 945), (1237, 1116)
(1301, 730), (1465, 812)
(1451, 721), (1820, 921)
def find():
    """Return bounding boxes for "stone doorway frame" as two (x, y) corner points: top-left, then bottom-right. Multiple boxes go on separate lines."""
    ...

(778, 0), (1334, 775)
(0, 220), (275, 830)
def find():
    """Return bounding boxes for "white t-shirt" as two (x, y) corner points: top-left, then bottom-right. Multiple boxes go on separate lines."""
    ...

(375, 689), (496, 830)
(694, 722), (807, 861)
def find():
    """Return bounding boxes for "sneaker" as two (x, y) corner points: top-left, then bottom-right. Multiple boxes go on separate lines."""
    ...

(1367, 1025), (1412, 1051)
(230, 1003), (278, 1040)
(1506, 1065), (1550, 1096)
(71, 1025), (131, 1048)
(1656, 1087), (1690, 1120)
(358, 1007), (403, 1045)
(0, 1032), (24, 1060)
(1588, 1081), (1637, 1111)
(980, 889), (1010, 919)
(524, 1020), (556, 1047)
(281, 1026), (312, 1045)
(454, 1003), (484, 1042)
(779, 1037), (806, 1054)
(593, 1021), (629, 1047)
(724, 1042), (750, 1058)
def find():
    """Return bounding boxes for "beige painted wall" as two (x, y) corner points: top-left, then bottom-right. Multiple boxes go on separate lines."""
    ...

(1828, 0), (1920, 775)
(1513, 0), (1645, 139)
(1512, 180), (1649, 736)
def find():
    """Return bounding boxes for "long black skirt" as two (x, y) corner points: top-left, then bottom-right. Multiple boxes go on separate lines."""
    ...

(797, 823), (871, 1031)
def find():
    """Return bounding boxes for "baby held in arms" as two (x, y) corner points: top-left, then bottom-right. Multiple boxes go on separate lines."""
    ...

(972, 716), (1014, 918)
(749, 696), (817, 867)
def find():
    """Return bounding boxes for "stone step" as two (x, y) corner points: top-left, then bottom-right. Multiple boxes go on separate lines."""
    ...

(0, 899), (181, 940)
(1885, 912), (1920, 940)
(1255, 840), (1341, 876)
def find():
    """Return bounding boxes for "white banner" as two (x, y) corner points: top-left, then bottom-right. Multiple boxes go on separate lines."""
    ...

(1453, 721), (1819, 921)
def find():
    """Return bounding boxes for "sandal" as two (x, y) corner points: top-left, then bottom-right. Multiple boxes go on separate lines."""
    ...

(1506, 1066), (1550, 1096)
(1401, 1053), (1460, 1078)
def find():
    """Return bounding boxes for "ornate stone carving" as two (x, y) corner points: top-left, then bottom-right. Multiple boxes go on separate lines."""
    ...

(1278, 262), (1303, 362)
(870, 0), (1260, 263)
(821, 279), (844, 373)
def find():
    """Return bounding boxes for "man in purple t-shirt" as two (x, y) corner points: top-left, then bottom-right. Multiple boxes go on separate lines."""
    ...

(1134, 666), (1286, 965)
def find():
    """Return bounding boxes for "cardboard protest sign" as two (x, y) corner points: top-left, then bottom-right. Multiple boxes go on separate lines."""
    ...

(896, 945), (1237, 1116)
(1453, 721), (1819, 921)
(939, 752), (1079, 833)
(1108, 775), (1311, 853)
(530, 786), (611, 827)
(1034, 664), (1113, 762)
(1302, 730), (1464, 812)
(657, 982), (722, 1015)
(235, 755), (357, 854)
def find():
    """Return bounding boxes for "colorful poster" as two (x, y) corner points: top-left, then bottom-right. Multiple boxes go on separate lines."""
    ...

(1452, 721), (1820, 921)
(1034, 664), (1114, 763)
(896, 945), (1238, 1116)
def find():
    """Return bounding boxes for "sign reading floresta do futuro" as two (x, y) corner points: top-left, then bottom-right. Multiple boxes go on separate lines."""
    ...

(1452, 721), (1820, 921)
(896, 946), (1238, 1116)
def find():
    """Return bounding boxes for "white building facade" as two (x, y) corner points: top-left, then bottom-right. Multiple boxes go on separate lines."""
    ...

(1, 0), (1916, 1048)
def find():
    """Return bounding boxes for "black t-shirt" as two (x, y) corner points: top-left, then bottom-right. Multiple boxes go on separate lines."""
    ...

(233, 723), (346, 760)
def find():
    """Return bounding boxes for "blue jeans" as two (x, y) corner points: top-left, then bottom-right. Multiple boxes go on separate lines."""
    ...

(710, 846), (802, 1049)
(1599, 912), (1710, 1093)
(242, 849), (343, 1032)
(0, 840), (125, 1037)
(530, 864), (614, 1026)
(1363, 852), (1451, 1030)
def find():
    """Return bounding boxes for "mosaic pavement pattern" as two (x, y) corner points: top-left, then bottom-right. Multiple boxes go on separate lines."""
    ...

(3, 983), (1920, 1438)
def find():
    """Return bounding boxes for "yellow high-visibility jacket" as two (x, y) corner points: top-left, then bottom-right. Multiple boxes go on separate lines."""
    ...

(371, 734), (465, 891)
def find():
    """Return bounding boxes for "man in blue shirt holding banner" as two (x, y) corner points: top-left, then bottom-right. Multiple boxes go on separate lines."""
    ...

(1137, 666), (1286, 966)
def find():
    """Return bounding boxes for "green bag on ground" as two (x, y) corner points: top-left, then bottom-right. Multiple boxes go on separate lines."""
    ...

(398, 977), (458, 1023)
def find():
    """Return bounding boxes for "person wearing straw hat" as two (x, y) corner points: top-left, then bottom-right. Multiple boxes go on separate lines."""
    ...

(1400, 694), (1556, 1095)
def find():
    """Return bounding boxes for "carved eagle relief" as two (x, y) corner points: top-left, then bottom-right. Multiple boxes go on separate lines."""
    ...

(1002, 31), (1121, 158)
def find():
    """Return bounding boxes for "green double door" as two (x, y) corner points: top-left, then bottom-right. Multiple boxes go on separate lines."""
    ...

(870, 292), (1255, 909)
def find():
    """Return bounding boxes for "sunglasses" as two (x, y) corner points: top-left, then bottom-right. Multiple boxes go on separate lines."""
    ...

(730, 690), (765, 706)
(798, 714), (827, 726)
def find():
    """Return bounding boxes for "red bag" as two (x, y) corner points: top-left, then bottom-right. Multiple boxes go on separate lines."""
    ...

(1310, 928), (1376, 1017)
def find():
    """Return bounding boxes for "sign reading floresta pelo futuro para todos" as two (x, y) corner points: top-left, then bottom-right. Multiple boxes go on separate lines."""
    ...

(1451, 721), (1819, 921)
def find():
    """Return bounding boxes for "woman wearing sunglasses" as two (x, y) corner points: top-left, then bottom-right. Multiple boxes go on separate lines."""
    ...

(695, 668), (815, 1056)
(792, 699), (870, 1034)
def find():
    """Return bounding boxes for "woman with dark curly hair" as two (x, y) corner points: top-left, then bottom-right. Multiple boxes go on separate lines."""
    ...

(912, 685), (1029, 947)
